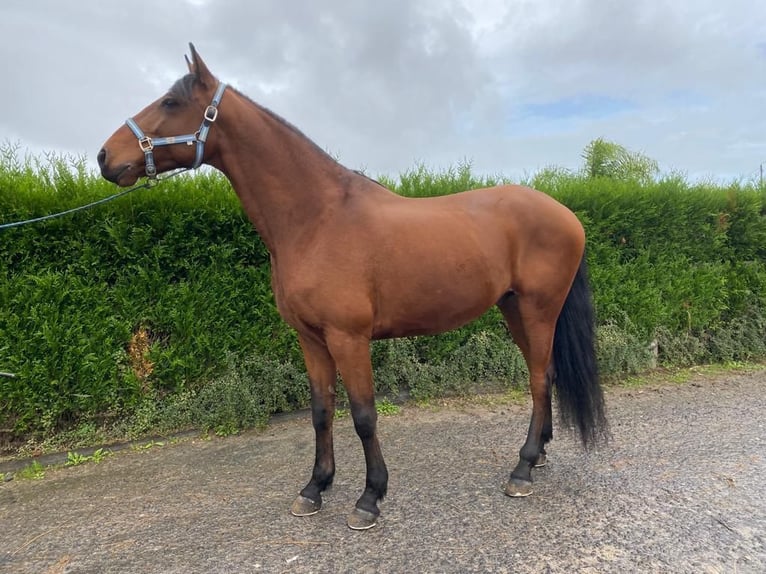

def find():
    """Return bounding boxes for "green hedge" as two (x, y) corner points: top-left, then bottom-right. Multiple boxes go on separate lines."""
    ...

(1, 151), (765, 448)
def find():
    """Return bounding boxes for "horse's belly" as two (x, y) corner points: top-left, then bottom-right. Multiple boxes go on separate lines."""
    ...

(371, 278), (502, 339)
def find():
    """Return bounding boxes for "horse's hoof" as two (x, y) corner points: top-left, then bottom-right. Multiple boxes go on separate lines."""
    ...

(504, 479), (533, 498)
(290, 495), (321, 517)
(347, 508), (379, 530)
(534, 453), (547, 468)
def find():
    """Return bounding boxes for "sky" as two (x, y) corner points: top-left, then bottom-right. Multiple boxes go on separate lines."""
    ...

(1, 0), (765, 182)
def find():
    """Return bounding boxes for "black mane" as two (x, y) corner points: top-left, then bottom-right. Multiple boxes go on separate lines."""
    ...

(168, 74), (384, 189)
(169, 75), (312, 142)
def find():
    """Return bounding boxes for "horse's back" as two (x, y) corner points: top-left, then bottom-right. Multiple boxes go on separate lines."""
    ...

(274, 182), (585, 338)
(381, 183), (585, 274)
(356, 183), (585, 337)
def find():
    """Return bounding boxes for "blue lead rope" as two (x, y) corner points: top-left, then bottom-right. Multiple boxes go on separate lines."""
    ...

(0, 169), (187, 231)
(1, 82), (226, 231)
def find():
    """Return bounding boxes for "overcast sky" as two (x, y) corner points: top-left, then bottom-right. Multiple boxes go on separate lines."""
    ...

(2, 0), (765, 182)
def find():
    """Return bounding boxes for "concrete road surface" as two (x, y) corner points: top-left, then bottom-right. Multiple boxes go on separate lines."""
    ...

(1, 368), (764, 573)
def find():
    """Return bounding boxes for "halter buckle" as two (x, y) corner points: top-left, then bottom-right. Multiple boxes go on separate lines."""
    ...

(204, 105), (219, 123)
(138, 137), (154, 152)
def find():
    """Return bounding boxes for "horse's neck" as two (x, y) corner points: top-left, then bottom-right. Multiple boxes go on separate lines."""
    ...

(211, 93), (348, 253)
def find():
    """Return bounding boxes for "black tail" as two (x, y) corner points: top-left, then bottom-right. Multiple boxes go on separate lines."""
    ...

(552, 256), (608, 448)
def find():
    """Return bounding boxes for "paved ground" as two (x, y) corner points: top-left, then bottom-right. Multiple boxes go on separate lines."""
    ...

(1, 368), (765, 573)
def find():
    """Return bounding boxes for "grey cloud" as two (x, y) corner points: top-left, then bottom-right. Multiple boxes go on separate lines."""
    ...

(0, 0), (764, 180)
(200, 0), (494, 173)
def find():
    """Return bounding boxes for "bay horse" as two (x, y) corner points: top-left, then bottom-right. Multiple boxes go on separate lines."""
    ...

(98, 44), (607, 530)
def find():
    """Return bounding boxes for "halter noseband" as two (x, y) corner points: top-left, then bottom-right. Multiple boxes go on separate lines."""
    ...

(125, 82), (227, 178)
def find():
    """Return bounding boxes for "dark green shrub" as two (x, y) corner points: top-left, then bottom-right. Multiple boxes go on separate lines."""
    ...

(2, 148), (765, 447)
(191, 354), (309, 435)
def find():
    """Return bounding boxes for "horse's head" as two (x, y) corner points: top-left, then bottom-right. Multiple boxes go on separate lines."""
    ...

(98, 44), (226, 187)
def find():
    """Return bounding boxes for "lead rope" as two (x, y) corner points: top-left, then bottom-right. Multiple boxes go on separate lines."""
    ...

(2, 82), (227, 231)
(0, 168), (189, 231)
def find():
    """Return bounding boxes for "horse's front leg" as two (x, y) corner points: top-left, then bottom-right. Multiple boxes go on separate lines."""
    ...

(326, 330), (388, 530)
(290, 335), (338, 517)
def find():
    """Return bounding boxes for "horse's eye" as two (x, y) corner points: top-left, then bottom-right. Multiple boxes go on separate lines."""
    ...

(161, 97), (179, 109)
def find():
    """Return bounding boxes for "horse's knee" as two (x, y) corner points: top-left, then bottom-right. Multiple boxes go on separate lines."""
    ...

(311, 402), (333, 433)
(351, 405), (378, 440)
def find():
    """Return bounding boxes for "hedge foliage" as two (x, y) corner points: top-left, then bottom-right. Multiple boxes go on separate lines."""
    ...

(1, 149), (765, 449)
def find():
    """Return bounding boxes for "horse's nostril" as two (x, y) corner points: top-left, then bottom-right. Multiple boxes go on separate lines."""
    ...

(97, 148), (107, 168)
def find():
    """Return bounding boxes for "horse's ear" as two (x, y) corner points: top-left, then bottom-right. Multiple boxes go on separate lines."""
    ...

(187, 42), (215, 87)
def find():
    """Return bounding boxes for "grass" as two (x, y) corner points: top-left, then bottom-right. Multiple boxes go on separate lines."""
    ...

(334, 399), (402, 420)
(65, 448), (111, 467)
(16, 460), (46, 480)
(375, 399), (401, 416)
(617, 361), (765, 389)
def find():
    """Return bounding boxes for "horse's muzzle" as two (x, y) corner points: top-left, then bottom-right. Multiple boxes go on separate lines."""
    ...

(97, 147), (132, 186)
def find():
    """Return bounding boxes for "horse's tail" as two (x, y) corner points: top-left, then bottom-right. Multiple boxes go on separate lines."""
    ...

(552, 255), (608, 448)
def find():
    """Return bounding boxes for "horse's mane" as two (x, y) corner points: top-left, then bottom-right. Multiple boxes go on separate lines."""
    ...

(169, 74), (386, 189)
(169, 74), (333, 161)
(169, 74), (197, 100)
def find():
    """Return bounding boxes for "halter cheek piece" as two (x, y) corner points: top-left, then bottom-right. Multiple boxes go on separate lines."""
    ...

(125, 82), (227, 178)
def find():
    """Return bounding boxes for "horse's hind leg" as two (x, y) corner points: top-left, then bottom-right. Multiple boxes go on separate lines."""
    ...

(325, 330), (388, 530)
(535, 370), (554, 468)
(498, 294), (556, 496)
(291, 335), (338, 517)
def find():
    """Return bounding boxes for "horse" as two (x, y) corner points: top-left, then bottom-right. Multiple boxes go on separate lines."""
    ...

(98, 44), (607, 530)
